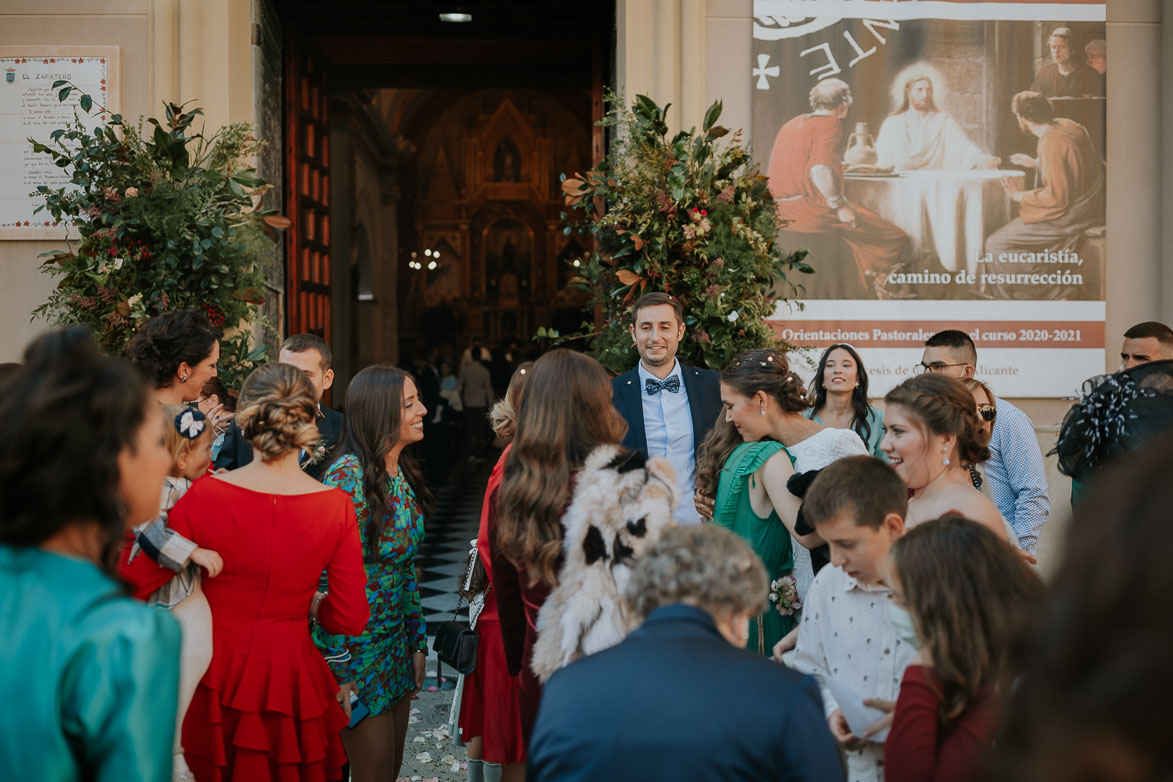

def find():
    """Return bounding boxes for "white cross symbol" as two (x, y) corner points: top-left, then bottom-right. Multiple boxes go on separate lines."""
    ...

(754, 53), (780, 90)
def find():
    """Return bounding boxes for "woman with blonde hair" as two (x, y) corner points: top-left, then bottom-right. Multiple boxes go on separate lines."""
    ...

(164, 363), (370, 782)
(493, 349), (673, 742)
(459, 362), (532, 782)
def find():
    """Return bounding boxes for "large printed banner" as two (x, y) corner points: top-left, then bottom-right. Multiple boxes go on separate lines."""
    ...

(754, 1), (1106, 397)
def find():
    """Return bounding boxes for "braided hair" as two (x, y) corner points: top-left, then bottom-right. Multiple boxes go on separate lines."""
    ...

(884, 374), (990, 465)
(236, 363), (321, 461)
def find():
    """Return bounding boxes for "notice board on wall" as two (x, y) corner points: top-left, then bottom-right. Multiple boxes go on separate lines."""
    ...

(0, 46), (120, 240)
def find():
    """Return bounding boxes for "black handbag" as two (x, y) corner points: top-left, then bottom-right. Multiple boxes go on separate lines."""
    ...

(432, 620), (478, 674)
(430, 542), (482, 676)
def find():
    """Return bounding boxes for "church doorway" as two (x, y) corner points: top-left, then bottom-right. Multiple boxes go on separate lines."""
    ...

(273, 1), (612, 396)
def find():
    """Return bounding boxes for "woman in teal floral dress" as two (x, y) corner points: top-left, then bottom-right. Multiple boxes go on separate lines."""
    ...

(314, 366), (432, 782)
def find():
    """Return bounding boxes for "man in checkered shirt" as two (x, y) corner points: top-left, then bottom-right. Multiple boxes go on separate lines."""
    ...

(919, 330), (1050, 556)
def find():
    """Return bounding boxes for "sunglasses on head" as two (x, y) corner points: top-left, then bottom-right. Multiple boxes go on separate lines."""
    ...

(977, 404), (997, 422)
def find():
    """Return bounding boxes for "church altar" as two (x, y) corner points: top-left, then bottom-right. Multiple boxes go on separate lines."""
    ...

(845, 169), (1027, 274)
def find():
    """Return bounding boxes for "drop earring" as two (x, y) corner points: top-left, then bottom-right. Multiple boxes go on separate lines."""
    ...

(942, 447), (950, 466)
(760, 406), (766, 416)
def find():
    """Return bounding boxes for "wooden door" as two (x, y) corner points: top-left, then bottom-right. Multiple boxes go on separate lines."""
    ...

(284, 36), (331, 340)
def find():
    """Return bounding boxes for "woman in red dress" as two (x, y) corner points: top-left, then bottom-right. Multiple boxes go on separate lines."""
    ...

(459, 363), (531, 781)
(492, 350), (627, 743)
(167, 363), (369, 782)
(884, 516), (1043, 782)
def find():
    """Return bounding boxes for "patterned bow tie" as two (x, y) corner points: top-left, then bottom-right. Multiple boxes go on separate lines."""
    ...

(645, 375), (681, 395)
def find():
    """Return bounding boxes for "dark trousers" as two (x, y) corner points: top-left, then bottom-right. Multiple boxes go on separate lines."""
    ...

(463, 406), (488, 458)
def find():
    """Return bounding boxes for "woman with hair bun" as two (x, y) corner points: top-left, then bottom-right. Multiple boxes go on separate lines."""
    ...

(0, 328), (179, 780)
(881, 374), (1014, 543)
(160, 362), (369, 782)
(695, 348), (867, 655)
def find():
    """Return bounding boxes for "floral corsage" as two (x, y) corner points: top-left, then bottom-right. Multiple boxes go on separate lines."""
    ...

(301, 437), (332, 469)
(768, 574), (801, 617)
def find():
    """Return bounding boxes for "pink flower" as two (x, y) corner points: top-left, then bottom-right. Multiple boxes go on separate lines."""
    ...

(124, 187), (138, 198)
(101, 186), (120, 202)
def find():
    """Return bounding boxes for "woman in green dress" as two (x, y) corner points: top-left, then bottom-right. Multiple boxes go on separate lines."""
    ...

(696, 350), (823, 655)
(0, 328), (180, 781)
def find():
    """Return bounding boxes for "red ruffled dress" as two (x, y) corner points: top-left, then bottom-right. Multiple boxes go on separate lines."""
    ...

(457, 447), (525, 763)
(163, 477), (369, 782)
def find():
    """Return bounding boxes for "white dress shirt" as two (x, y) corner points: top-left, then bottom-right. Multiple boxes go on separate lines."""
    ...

(637, 358), (700, 525)
(792, 564), (918, 782)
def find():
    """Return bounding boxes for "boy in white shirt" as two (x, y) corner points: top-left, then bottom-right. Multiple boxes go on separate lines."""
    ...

(791, 456), (918, 782)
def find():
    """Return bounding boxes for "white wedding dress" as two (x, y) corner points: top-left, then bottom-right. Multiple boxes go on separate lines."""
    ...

(787, 427), (869, 599)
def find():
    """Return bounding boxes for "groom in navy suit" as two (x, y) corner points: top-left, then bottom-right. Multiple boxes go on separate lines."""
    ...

(611, 293), (723, 525)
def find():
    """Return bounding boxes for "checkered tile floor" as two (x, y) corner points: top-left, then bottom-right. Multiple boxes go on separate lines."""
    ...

(419, 458), (494, 647)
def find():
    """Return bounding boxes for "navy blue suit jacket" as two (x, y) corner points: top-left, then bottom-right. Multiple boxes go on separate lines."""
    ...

(528, 604), (843, 782)
(212, 404), (343, 480)
(611, 362), (722, 459)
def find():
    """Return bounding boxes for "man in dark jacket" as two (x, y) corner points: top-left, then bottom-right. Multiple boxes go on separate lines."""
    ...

(611, 292), (722, 524)
(213, 333), (343, 480)
(529, 524), (843, 782)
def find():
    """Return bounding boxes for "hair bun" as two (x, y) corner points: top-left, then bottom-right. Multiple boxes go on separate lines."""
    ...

(236, 364), (320, 461)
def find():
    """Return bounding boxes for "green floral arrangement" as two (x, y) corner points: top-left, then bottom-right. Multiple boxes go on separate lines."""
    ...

(28, 82), (287, 388)
(546, 92), (810, 374)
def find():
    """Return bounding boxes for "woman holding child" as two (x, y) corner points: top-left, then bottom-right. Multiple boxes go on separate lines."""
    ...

(696, 348), (867, 655)
(126, 308), (229, 413)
